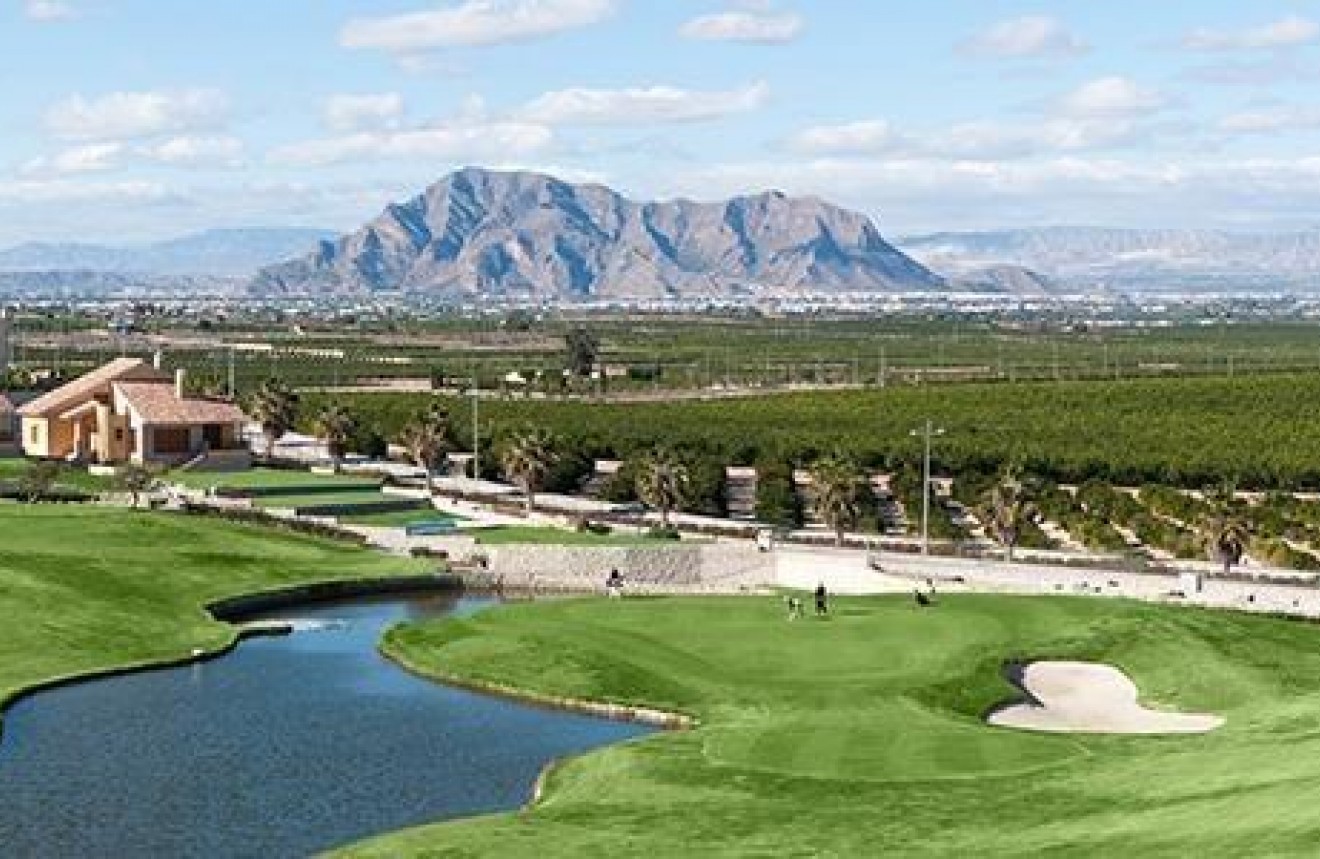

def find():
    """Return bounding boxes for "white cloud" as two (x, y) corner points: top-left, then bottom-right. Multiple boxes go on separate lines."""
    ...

(24, 0), (75, 21)
(1218, 105), (1320, 135)
(960, 15), (1087, 59)
(520, 82), (769, 125)
(269, 120), (553, 167)
(788, 120), (899, 155)
(22, 143), (125, 175)
(1053, 76), (1168, 118)
(45, 89), (229, 142)
(340, 0), (616, 53)
(22, 135), (244, 176)
(787, 113), (1162, 162)
(1183, 16), (1320, 52)
(142, 135), (245, 168)
(0, 178), (170, 205)
(679, 10), (803, 44)
(323, 93), (406, 132)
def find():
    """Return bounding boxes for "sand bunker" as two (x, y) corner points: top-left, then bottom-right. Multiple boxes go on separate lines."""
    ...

(988, 661), (1224, 735)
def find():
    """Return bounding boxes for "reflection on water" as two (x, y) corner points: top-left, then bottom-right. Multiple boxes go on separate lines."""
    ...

(0, 593), (651, 858)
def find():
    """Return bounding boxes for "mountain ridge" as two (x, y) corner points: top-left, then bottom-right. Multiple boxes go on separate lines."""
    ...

(253, 167), (945, 298)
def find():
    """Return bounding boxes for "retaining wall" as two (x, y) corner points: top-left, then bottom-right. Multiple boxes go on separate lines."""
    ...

(482, 542), (772, 593)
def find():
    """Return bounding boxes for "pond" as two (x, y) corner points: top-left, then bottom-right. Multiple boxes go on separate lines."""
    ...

(0, 593), (652, 857)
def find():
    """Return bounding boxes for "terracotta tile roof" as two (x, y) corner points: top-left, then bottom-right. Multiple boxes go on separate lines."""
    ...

(17, 358), (164, 417)
(114, 381), (248, 426)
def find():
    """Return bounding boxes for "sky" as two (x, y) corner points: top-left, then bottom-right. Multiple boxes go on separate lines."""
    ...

(7, 0), (1320, 245)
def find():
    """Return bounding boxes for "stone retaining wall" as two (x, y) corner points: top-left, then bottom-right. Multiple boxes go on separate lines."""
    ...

(482, 542), (771, 593)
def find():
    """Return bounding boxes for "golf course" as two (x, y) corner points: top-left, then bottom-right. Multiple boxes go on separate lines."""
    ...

(8, 507), (1320, 856)
(344, 594), (1320, 857)
(0, 505), (425, 730)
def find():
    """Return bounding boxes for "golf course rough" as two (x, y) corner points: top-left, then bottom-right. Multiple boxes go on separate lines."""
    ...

(343, 594), (1320, 858)
(0, 505), (426, 745)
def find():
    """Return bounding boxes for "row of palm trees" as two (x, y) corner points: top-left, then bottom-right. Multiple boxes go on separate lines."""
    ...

(246, 379), (1252, 566)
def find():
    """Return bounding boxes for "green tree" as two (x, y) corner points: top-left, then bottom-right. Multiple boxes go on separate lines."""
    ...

(982, 467), (1038, 562)
(501, 428), (558, 513)
(565, 327), (600, 378)
(315, 404), (357, 471)
(400, 404), (452, 474)
(636, 450), (691, 529)
(115, 463), (157, 509)
(1198, 484), (1251, 575)
(19, 460), (63, 503)
(247, 379), (298, 459)
(810, 455), (863, 547)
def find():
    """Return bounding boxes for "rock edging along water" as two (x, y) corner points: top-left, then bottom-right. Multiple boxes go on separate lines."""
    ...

(381, 637), (695, 732)
(0, 574), (464, 752)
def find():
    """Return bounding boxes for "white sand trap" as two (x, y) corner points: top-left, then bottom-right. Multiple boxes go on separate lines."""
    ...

(988, 661), (1224, 735)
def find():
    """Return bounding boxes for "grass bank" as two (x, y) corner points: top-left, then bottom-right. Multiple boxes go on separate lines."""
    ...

(345, 594), (1320, 857)
(0, 506), (425, 740)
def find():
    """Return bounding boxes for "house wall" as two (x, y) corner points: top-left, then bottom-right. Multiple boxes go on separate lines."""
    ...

(20, 416), (75, 459)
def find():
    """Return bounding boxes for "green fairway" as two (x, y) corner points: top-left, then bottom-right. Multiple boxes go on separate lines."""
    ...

(0, 506), (424, 736)
(339, 509), (465, 527)
(344, 594), (1320, 857)
(472, 525), (674, 547)
(168, 467), (380, 492)
(248, 490), (409, 510)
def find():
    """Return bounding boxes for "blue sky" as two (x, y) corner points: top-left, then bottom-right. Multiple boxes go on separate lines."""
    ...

(6, 0), (1320, 244)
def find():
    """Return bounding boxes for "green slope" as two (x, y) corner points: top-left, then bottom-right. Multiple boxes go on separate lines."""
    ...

(346, 594), (1320, 857)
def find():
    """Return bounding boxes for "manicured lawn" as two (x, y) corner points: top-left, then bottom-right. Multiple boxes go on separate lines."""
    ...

(168, 467), (379, 492)
(0, 458), (115, 494)
(249, 491), (409, 510)
(0, 506), (424, 738)
(339, 509), (465, 527)
(472, 525), (674, 547)
(345, 594), (1320, 857)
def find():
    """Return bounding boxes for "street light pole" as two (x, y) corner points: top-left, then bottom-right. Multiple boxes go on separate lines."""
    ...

(910, 419), (945, 556)
(471, 376), (480, 483)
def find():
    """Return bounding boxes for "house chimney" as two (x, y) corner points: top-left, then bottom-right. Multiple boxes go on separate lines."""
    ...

(175, 368), (186, 400)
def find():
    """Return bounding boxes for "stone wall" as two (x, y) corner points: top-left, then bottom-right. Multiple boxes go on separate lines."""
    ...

(482, 542), (772, 594)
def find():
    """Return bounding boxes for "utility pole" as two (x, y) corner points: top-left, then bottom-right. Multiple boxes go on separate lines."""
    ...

(471, 377), (480, 483)
(910, 420), (945, 556)
(227, 347), (236, 398)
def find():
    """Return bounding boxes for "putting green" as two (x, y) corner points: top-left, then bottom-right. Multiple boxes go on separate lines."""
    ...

(344, 593), (1320, 857)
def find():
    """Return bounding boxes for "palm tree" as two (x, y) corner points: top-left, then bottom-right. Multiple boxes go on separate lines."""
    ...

(982, 467), (1037, 562)
(399, 404), (452, 474)
(636, 450), (691, 529)
(810, 455), (863, 547)
(1198, 484), (1251, 575)
(247, 379), (298, 459)
(501, 428), (557, 513)
(315, 404), (357, 471)
(115, 463), (157, 509)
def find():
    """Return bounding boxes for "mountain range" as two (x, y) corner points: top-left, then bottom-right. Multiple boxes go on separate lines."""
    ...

(897, 227), (1320, 293)
(253, 168), (944, 298)
(0, 228), (334, 278)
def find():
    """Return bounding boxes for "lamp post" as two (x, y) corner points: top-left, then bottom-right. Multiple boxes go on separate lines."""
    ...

(909, 420), (945, 556)
(471, 376), (480, 484)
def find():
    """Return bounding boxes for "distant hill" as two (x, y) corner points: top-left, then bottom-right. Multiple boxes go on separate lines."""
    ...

(0, 228), (335, 278)
(253, 167), (944, 298)
(897, 227), (1320, 292)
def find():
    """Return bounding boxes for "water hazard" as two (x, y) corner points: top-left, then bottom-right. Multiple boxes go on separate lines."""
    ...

(0, 593), (652, 857)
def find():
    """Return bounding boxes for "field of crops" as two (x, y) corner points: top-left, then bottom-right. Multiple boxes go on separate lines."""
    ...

(306, 371), (1320, 489)
(14, 317), (1320, 397)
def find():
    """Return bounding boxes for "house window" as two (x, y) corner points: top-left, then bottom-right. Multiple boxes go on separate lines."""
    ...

(29, 424), (39, 444)
(114, 428), (124, 442)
